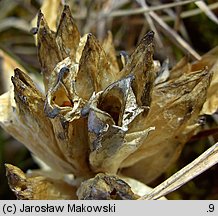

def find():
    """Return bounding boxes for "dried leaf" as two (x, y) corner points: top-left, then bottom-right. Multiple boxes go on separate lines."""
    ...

(51, 117), (91, 176)
(201, 62), (218, 115)
(0, 49), (26, 92)
(5, 164), (77, 200)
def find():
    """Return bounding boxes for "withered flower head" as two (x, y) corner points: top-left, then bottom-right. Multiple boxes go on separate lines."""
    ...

(0, 5), (216, 200)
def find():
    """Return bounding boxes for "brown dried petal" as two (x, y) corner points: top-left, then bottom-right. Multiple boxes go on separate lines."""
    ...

(121, 69), (212, 183)
(88, 92), (115, 148)
(5, 164), (77, 200)
(100, 75), (146, 126)
(77, 173), (139, 200)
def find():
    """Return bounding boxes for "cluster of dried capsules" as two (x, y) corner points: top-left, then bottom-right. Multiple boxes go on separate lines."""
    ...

(0, 5), (218, 200)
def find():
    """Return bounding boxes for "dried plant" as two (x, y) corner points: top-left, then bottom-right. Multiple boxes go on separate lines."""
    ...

(1, 4), (218, 200)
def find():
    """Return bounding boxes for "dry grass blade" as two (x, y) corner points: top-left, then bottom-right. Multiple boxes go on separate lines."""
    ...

(136, 0), (163, 48)
(0, 0), (18, 20)
(5, 164), (77, 200)
(135, 1), (200, 60)
(0, 18), (30, 33)
(104, 0), (202, 18)
(149, 11), (201, 60)
(0, 49), (26, 93)
(73, 0), (202, 20)
(195, 1), (218, 25)
(162, 2), (218, 22)
(109, 0), (130, 10)
(32, 0), (63, 31)
(139, 142), (218, 200)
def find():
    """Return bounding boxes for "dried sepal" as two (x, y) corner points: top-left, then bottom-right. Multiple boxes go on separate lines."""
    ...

(56, 5), (80, 61)
(194, 46), (218, 115)
(121, 31), (155, 107)
(98, 75), (144, 127)
(5, 164), (77, 200)
(168, 56), (191, 80)
(37, 5), (81, 90)
(102, 31), (120, 75)
(10, 68), (72, 173)
(37, 12), (63, 89)
(75, 34), (112, 100)
(201, 60), (218, 114)
(77, 173), (139, 200)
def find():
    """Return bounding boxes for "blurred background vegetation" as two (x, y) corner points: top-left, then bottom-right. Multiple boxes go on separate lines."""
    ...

(0, 0), (218, 199)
